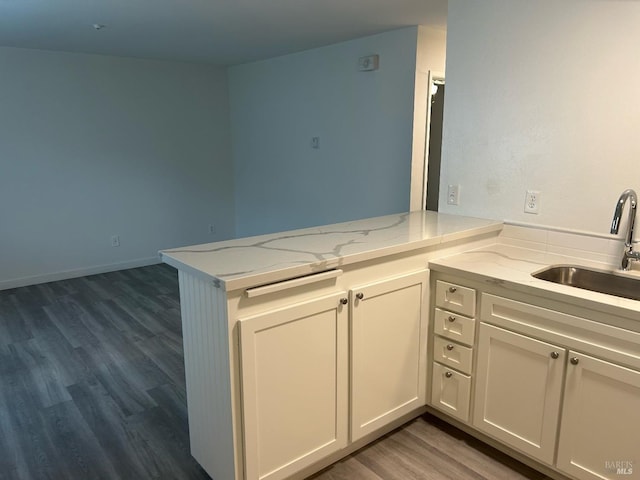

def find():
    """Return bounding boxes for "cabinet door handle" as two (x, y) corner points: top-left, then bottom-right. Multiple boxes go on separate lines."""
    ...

(448, 315), (456, 322)
(340, 298), (348, 305)
(448, 286), (457, 293)
(550, 351), (559, 359)
(356, 292), (364, 300)
(570, 357), (579, 365)
(445, 371), (453, 378)
(446, 344), (455, 351)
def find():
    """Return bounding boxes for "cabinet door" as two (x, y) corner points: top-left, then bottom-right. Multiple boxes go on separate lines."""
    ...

(350, 270), (428, 441)
(473, 323), (564, 465)
(239, 293), (349, 480)
(431, 362), (471, 422)
(557, 352), (640, 480)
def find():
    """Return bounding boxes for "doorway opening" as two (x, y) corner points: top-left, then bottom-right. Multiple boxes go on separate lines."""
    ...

(425, 77), (445, 211)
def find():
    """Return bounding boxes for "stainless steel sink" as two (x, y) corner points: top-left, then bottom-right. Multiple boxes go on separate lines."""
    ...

(532, 265), (640, 301)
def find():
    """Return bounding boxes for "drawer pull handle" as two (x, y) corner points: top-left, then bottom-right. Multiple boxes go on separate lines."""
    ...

(448, 287), (457, 293)
(356, 292), (364, 300)
(445, 371), (453, 378)
(550, 351), (559, 359)
(448, 316), (456, 322)
(340, 298), (348, 305)
(570, 357), (580, 365)
(446, 344), (455, 351)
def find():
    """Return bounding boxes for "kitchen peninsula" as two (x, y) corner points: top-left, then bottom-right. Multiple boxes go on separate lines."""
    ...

(160, 211), (503, 480)
(162, 212), (640, 480)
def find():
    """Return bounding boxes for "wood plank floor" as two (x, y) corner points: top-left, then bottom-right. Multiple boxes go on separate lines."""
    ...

(0, 264), (551, 480)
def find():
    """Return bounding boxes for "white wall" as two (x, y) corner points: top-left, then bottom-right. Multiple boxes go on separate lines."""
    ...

(0, 47), (235, 289)
(440, 0), (640, 235)
(229, 28), (419, 237)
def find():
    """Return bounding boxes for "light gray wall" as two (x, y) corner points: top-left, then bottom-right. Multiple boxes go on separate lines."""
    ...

(229, 27), (419, 237)
(0, 47), (235, 288)
(440, 0), (640, 235)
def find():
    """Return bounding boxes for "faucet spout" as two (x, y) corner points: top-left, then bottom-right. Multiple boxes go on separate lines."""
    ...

(611, 189), (639, 270)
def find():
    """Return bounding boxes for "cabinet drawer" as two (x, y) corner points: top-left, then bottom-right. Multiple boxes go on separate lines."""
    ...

(435, 281), (476, 317)
(433, 335), (473, 374)
(434, 308), (475, 346)
(431, 362), (471, 422)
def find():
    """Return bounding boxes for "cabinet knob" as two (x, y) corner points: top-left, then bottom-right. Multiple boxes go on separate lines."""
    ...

(448, 316), (456, 322)
(356, 292), (364, 300)
(448, 287), (457, 293)
(445, 371), (453, 378)
(570, 357), (579, 365)
(446, 344), (455, 351)
(550, 351), (559, 359)
(340, 298), (348, 305)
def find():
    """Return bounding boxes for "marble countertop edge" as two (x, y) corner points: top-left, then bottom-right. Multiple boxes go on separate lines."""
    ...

(160, 212), (503, 292)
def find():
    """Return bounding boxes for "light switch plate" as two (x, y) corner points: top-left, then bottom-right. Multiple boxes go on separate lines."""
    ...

(447, 185), (460, 205)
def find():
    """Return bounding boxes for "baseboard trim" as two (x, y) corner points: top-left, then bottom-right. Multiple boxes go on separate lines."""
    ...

(0, 256), (162, 291)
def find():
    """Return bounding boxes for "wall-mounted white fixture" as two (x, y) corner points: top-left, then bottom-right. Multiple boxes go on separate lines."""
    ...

(358, 55), (379, 72)
(311, 137), (320, 149)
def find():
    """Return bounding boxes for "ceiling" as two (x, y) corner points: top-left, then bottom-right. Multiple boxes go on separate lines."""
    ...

(0, 0), (447, 66)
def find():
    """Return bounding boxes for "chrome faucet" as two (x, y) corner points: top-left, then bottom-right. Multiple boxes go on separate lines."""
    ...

(610, 189), (640, 270)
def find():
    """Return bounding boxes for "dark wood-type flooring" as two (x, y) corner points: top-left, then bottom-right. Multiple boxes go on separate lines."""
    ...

(0, 264), (551, 480)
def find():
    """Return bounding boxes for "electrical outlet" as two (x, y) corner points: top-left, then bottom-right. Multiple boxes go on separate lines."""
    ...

(208, 224), (216, 235)
(111, 235), (120, 247)
(524, 190), (540, 214)
(447, 185), (460, 205)
(310, 137), (320, 149)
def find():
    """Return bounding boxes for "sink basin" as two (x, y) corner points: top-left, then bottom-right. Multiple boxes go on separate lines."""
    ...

(532, 265), (640, 302)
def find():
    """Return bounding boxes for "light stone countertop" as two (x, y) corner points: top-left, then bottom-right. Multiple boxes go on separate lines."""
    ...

(160, 211), (503, 291)
(429, 242), (640, 319)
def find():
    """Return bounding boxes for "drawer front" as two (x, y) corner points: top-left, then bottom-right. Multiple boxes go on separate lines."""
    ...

(433, 335), (473, 374)
(431, 362), (471, 422)
(434, 308), (476, 346)
(435, 281), (476, 317)
(481, 293), (640, 371)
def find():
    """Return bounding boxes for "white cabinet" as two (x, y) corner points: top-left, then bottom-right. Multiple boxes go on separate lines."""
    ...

(474, 292), (640, 480)
(239, 292), (349, 480)
(557, 352), (640, 480)
(238, 269), (429, 478)
(473, 322), (565, 465)
(431, 362), (471, 422)
(473, 325), (640, 479)
(350, 270), (428, 441)
(430, 279), (477, 423)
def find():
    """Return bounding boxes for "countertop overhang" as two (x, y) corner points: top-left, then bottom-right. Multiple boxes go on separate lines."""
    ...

(160, 211), (503, 291)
